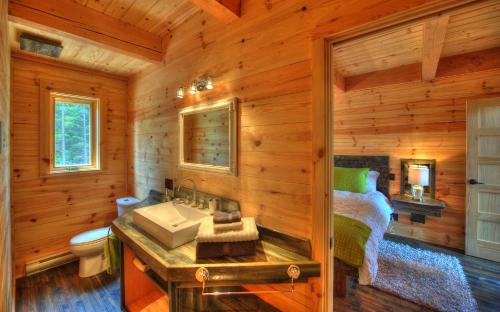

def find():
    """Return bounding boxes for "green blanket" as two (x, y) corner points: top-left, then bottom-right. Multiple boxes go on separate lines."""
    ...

(104, 233), (121, 275)
(334, 214), (371, 268)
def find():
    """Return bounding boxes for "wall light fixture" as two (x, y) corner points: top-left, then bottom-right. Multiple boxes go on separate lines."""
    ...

(177, 76), (214, 99)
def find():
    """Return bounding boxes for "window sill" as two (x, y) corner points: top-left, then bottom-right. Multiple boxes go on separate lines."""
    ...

(43, 168), (103, 177)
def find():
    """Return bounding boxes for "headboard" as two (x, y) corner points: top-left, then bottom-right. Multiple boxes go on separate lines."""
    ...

(333, 155), (390, 197)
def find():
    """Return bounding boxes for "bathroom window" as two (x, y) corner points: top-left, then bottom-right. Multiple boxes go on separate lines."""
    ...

(48, 93), (101, 174)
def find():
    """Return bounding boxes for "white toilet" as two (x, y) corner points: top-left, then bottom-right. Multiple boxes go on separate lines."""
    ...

(70, 196), (140, 278)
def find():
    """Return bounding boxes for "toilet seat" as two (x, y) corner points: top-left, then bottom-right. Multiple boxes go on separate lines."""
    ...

(70, 226), (111, 247)
(70, 226), (111, 258)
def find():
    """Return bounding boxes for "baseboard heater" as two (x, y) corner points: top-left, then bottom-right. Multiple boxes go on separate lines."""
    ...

(26, 252), (77, 276)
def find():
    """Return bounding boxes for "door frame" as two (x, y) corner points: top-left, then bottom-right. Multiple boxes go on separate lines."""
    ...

(310, 1), (477, 310)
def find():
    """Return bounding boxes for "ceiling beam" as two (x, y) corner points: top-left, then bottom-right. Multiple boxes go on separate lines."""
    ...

(189, 0), (241, 23)
(344, 47), (500, 91)
(8, 0), (163, 63)
(421, 15), (449, 81)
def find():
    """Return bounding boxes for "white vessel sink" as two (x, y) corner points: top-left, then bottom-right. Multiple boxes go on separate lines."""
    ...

(132, 201), (211, 248)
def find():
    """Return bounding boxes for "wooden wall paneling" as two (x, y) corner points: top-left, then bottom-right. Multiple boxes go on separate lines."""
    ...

(183, 109), (230, 166)
(0, 0), (13, 309)
(128, 1), (449, 311)
(11, 56), (128, 277)
(333, 67), (500, 250)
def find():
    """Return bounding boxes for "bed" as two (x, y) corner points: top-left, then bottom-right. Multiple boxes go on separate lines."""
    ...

(333, 155), (393, 297)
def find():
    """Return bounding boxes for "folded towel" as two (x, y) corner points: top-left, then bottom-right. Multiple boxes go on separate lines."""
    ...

(213, 211), (241, 224)
(196, 217), (259, 243)
(104, 232), (121, 275)
(213, 221), (244, 233)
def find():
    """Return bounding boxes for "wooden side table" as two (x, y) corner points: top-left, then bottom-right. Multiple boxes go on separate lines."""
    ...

(390, 194), (446, 223)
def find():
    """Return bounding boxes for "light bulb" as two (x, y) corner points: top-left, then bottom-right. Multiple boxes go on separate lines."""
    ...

(189, 81), (197, 94)
(206, 77), (214, 90)
(176, 87), (184, 98)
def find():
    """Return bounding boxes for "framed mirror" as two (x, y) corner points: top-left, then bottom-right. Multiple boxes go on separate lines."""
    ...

(400, 159), (436, 198)
(179, 98), (238, 175)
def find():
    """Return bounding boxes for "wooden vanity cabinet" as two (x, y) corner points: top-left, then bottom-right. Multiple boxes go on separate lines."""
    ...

(122, 244), (169, 311)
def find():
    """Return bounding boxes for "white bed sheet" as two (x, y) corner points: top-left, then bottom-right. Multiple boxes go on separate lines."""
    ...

(334, 190), (393, 285)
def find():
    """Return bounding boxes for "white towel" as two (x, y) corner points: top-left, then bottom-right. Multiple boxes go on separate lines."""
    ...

(196, 217), (259, 243)
(213, 221), (244, 233)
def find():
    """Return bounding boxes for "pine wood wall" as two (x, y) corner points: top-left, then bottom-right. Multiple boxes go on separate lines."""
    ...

(333, 68), (500, 250)
(0, 0), (13, 309)
(183, 110), (229, 166)
(11, 56), (128, 277)
(128, 0), (442, 310)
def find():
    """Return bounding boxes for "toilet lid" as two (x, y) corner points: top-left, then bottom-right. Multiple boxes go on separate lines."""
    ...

(70, 226), (111, 246)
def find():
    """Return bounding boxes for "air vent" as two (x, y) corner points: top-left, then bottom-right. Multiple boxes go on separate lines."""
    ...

(19, 33), (63, 58)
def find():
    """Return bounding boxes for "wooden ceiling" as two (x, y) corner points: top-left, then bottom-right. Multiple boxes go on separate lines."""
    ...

(75, 0), (200, 37)
(7, 0), (242, 77)
(332, 0), (500, 78)
(9, 21), (153, 76)
(8, 0), (206, 77)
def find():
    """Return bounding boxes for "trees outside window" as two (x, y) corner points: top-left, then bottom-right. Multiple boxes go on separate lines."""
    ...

(49, 93), (100, 173)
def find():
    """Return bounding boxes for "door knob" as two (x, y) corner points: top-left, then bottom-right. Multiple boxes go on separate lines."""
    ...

(468, 179), (484, 185)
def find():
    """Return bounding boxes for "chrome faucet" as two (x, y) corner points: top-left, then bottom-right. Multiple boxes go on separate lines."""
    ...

(176, 178), (197, 207)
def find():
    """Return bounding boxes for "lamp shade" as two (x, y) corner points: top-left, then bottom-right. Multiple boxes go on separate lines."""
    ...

(408, 165), (429, 186)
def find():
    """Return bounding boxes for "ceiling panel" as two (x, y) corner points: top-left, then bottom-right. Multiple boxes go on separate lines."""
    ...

(332, 0), (500, 77)
(9, 21), (152, 76)
(80, 0), (200, 36)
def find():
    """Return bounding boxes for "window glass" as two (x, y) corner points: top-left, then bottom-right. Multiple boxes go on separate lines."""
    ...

(54, 100), (92, 168)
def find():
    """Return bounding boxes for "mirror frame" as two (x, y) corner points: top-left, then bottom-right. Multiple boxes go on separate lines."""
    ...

(178, 97), (238, 176)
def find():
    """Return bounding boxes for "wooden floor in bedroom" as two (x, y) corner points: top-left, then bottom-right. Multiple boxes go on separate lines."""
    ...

(333, 234), (500, 312)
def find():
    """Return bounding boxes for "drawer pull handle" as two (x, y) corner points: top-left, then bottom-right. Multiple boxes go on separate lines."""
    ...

(195, 265), (301, 296)
(133, 257), (149, 272)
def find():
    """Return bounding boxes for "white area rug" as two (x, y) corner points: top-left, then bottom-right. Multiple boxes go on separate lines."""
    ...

(372, 240), (478, 312)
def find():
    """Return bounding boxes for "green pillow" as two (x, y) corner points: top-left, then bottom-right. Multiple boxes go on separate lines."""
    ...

(334, 167), (369, 194)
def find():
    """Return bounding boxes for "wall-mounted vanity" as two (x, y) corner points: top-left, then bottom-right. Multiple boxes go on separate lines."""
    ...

(112, 191), (320, 311)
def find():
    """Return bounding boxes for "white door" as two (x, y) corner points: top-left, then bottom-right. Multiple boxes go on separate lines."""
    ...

(466, 97), (500, 262)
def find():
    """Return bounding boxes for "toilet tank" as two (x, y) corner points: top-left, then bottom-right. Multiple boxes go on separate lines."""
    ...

(116, 197), (141, 216)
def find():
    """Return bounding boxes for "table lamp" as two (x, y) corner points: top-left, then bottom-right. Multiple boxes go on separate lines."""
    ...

(408, 165), (429, 202)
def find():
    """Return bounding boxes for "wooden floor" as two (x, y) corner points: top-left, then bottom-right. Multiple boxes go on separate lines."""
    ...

(16, 236), (500, 312)
(16, 262), (121, 312)
(333, 234), (500, 312)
